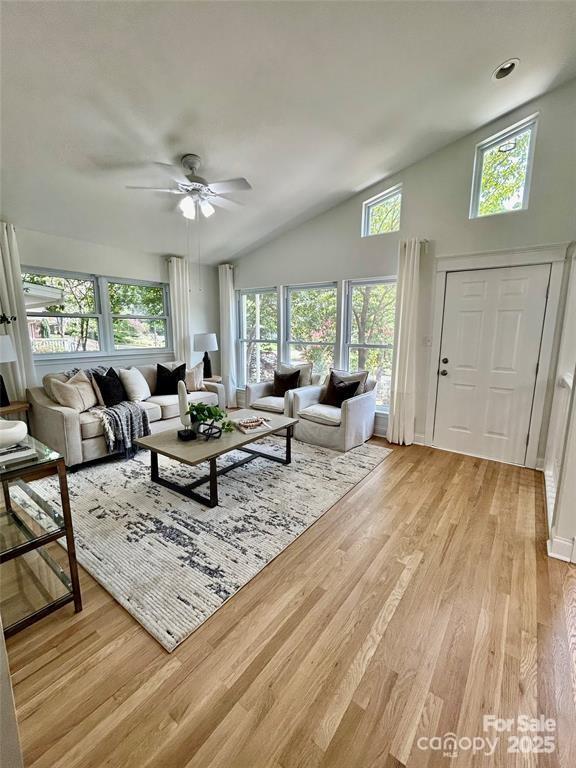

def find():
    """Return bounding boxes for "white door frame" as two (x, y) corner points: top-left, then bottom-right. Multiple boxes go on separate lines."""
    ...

(424, 244), (568, 469)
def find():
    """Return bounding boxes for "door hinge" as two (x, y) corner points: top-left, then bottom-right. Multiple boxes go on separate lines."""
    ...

(526, 433), (530, 447)
(535, 361), (539, 376)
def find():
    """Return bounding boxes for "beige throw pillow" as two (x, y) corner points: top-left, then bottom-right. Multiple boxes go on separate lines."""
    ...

(278, 361), (313, 387)
(51, 371), (97, 412)
(185, 360), (205, 392)
(119, 367), (152, 402)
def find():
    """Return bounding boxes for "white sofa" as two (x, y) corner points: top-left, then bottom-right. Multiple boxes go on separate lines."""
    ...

(27, 361), (226, 467)
(293, 379), (377, 451)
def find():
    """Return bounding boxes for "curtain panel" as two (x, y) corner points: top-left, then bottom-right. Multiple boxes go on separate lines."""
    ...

(387, 238), (422, 445)
(0, 222), (37, 399)
(218, 264), (237, 407)
(168, 256), (194, 365)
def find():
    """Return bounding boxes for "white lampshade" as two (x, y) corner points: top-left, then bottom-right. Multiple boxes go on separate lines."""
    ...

(193, 332), (218, 352)
(0, 335), (17, 363)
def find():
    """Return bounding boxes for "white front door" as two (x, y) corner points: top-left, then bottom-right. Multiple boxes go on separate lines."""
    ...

(433, 264), (550, 464)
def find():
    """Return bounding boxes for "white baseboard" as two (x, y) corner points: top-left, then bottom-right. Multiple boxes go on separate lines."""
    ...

(547, 533), (576, 562)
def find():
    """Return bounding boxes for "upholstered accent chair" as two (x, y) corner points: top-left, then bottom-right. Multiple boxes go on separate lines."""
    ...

(293, 378), (377, 451)
(245, 363), (322, 416)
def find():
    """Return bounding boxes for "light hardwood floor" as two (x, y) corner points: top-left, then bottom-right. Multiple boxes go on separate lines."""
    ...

(4, 442), (576, 767)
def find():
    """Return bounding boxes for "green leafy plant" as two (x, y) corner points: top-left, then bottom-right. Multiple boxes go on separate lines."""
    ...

(186, 402), (228, 424)
(221, 419), (235, 433)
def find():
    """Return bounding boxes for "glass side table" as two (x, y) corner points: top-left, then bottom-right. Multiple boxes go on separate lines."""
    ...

(0, 435), (82, 637)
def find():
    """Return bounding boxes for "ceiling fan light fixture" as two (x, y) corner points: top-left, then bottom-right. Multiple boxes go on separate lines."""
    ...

(178, 196), (196, 220)
(199, 199), (215, 218)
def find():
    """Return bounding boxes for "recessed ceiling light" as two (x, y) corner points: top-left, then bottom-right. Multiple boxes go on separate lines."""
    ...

(492, 58), (520, 81)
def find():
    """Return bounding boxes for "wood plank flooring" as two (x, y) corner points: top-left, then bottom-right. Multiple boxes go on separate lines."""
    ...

(4, 442), (576, 767)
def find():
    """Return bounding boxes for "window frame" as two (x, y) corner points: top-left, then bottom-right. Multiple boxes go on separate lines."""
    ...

(236, 286), (279, 388)
(22, 266), (172, 359)
(469, 113), (538, 219)
(343, 277), (397, 413)
(103, 277), (171, 353)
(284, 282), (339, 373)
(361, 183), (402, 238)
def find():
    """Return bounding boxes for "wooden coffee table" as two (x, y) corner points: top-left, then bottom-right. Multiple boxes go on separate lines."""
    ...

(136, 409), (298, 508)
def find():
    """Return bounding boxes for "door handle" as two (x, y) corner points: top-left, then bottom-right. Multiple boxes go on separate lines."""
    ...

(442, 357), (449, 364)
(440, 369), (448, 376)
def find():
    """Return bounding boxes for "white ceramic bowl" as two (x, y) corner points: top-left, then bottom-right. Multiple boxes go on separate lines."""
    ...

(0, 419), (28, 449)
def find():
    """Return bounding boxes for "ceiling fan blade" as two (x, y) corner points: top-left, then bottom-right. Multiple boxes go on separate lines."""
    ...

(153, 162), (189, 185)
(208, 178), (252, 194)
(209, 194), (243, 210)
(126, 186), (185, 194)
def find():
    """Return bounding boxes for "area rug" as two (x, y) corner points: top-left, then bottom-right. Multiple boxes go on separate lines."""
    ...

(15, 437), (391, 651)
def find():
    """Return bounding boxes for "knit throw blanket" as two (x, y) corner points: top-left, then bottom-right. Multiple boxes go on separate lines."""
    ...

(91, 401), (150, 460)
(65, 366), (150, 459)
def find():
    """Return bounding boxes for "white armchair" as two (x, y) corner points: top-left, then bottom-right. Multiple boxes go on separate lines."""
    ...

(293, 379), (377, 451)
(246, 374), (322, 417)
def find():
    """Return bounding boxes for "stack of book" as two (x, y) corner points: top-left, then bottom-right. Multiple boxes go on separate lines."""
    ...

(0, 443), (38, 466)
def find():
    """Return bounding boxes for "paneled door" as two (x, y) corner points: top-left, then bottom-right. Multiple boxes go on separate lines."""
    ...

(433, 264), (550, 464)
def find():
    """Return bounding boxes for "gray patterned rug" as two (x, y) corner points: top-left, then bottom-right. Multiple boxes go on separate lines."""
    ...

(23, 437), (391, 651)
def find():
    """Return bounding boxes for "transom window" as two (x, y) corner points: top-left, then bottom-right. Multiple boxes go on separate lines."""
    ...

(286, 284), (338, 379)
(22, 269), (170, 356)
(344, 280), (396, 409)
(361, 184), (402, 237)
(470, 114), (537, 218)
(237, 288), (278, 386)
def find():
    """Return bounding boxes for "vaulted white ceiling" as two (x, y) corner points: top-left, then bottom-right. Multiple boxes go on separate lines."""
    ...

(2, 1), (575, 264)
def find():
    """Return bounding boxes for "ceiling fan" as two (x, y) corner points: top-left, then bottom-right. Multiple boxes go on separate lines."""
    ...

(126, 153), (252, 219)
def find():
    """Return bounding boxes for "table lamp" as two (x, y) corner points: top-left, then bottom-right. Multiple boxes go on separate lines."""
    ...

(0, 335), (17, 407)
(193, 333), (218, 379)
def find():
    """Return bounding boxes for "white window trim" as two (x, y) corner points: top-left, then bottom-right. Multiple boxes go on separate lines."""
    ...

(283, 282), (339, 366)
(343, 277), (397, 413)
(236, 286), (279, 388)
(361, 183), (402, 238)
(469, 112), (539, 220)
(22, 266), (172, 359)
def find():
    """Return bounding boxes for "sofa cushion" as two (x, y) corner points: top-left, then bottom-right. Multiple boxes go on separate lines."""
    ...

(324, 368), (368, 394)
(156, 363), (186, 395)
(298, 403), (342, 426)
(321, 371), (360, 407)
(138, 400), (162, 423)
(272, 369), (300, 396)
(251, 396), (285, 413)
(79, 401), (161, 440)
(51, 371), (98, 412)
(278, 361), (313, 387)
(42, 372), (68, 402)
(136, 364), (157, 395)
(186, 360), (205, 392)
(79, 411), (104, 439)
(118, 367), (151, 402)
(147, 390), (218, 419)
(93, 368), (127, 407)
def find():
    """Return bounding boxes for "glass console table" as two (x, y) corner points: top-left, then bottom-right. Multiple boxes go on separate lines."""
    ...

(0, 436), (82, 637)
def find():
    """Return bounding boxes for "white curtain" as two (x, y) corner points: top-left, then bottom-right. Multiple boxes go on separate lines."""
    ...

(168, 256), (194, 364)
(218, 264), (237, 407)
(387, 238), (422, 445)
(0, 222), (37, 399)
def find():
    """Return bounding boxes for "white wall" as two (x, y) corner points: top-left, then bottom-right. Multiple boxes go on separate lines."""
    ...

(233, 79), (576, 447)
(16, 228), (221, 374)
